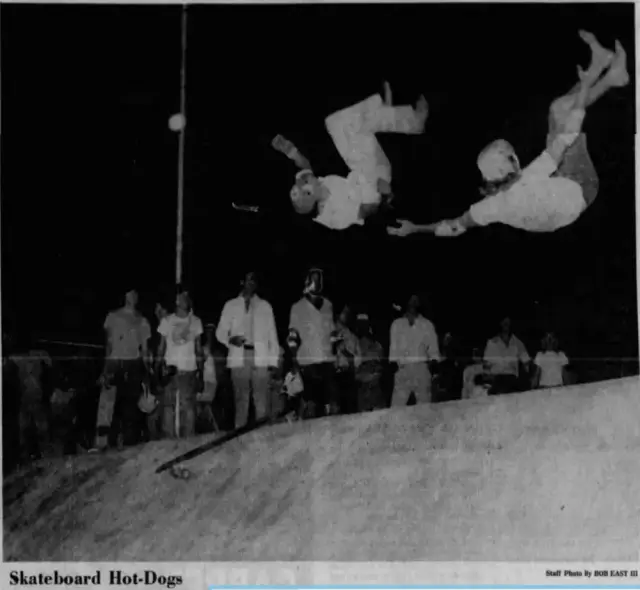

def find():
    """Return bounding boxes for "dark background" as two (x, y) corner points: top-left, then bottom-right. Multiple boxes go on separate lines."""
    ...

(2, 3), (637, 369)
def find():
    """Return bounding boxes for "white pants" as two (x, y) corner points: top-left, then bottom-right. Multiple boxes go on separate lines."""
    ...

(391, 362), (432, 406)
(325, 94), (425, 205)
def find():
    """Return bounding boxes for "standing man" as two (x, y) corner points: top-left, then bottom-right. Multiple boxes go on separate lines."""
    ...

(157, 289), (204, 438)
(216, 272), (280, 430)
(389, 295), (441, 407)
(483, 316), (531, 395)
(103, 288), (151, 448)
(289, 268), (339, 417)
(355, 313), (386, 412)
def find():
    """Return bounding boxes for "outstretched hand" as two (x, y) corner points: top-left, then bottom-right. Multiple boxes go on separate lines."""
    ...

(387, 219), (417, 237)
(272, 134), (294, 155)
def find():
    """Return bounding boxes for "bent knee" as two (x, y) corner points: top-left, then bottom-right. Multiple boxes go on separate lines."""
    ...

(549, 96), (575, 127)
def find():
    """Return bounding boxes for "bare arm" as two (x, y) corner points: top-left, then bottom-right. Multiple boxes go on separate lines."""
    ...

(272, 135), (312, 170)
(388, 210), (479, 237)
(156, 336), (167, 373)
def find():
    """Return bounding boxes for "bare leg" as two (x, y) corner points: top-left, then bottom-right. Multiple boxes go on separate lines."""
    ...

(549, 38), (627, 135)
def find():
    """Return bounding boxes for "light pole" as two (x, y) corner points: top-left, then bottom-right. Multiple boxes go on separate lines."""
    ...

(172, 3), (188, 288)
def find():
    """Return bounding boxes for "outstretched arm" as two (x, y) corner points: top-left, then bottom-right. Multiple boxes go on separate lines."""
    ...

(387, 210), (479, 237)
(272, 135), (312, 170)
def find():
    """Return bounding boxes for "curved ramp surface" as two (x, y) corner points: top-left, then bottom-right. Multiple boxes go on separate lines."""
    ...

(4, 377), (640, 561)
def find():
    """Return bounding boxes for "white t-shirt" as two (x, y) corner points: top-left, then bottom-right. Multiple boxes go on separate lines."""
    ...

(158, 313), (203, 372)
(313, 174), (365, 230)
(534, 351), (569, 387)
(470, 151), (586, 232)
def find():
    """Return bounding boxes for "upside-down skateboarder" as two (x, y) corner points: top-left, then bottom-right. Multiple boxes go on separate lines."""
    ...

(388, 32), (629, 238)
(270, 82), (429, 230)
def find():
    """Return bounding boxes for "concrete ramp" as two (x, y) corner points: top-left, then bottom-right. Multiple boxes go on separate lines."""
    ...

(4, 377), (640, 561)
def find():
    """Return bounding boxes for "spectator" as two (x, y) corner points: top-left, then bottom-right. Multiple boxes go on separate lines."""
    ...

(462, 348), (489, 400)
(9, 332), (53, 463)
(103, 288), (151, 448)
(157, 288), (204, 438)
(389, 294), (441, 407)
(333, 304), (361, 414)
(484, 316), (531, 395)
(281, 328), (305, 422)
(289, 268), (339, 417)
(216, 272), (280, 430)
(435, 331), (463, 403)
(532, 331), (570, 389)
(196, 339), (218, 433)
(355, 313), (386, 412)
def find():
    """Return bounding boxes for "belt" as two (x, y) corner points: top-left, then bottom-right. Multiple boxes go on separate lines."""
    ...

(243, 344), (255, 350)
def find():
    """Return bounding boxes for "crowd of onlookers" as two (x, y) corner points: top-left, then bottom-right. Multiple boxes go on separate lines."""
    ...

(0, 266), (600, 473)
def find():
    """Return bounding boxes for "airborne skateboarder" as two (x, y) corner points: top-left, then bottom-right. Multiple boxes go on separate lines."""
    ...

(388, 32), (629, 238)
(270, 82), (429, 230)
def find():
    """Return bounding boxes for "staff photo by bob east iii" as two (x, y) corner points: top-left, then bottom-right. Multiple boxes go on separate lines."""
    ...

(384, 31), (628, 238)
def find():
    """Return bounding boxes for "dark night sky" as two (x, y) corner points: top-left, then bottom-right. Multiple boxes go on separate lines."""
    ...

(2, 3), (637, 361)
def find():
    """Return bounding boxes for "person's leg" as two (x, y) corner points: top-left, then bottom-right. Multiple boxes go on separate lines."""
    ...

(549, 38), (628, 135)
(325, 94), (428, 206)
(390, 366), (412, 407)
(121, 361), (143, 446)
(362, 93), (429, 136)
(231, 365), (251, 430)
(414, 363), (433, 405)
(108, 364), (126, 447)
(322, 363), (340, 415)
(179, 371), (197, 438)
(251, 364), (270, 423)
(162, 376), (178, 438)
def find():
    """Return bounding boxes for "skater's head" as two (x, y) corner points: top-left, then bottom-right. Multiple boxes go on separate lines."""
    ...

(290, 169), (322, 215)
(241, 271), (258, 299)
(478, 140), (521, 184)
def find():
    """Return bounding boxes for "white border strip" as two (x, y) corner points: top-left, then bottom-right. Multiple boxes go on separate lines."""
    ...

(3, 563), (640, 588)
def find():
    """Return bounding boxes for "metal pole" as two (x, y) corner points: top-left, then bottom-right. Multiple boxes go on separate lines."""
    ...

(176, 3), (188, 288)
(175, 4), (188, 438)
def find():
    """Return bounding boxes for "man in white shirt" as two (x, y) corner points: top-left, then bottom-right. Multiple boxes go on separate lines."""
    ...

(532, 332), (570, 389)
(157, 289), (204, 438)
(103, 288), (151, 447)
(389, 295), (441, 406)
(389, 32), (629, 238)
(272, 82), (428, 230)
(216, 272), (280, 430)
(483, 316), (531, 395)
(289, 268), (339, 417)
